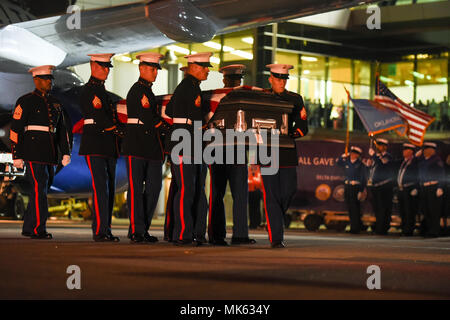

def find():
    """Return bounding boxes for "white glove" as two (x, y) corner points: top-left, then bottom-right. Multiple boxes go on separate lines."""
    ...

(341, 153), (349, 158)
(415, 149), (422, 158)
(410, 189), (418, 196)
(436, 188), (443, 198)
(13, 159), (24, 169)
(357, 190), (367, 201)
(62, 155), (71, 167)
(368, 148), (375, 156)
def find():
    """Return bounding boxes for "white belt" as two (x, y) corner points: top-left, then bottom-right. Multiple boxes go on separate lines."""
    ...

(84, 119), (95, 125)
(25, 125), (50, 132)
(369, 179), (391, 187)
(127, 118), (144, 124)
(172, 118), (192, 125)
(423, 181), (438, 187)
(398, 182), (415, 190)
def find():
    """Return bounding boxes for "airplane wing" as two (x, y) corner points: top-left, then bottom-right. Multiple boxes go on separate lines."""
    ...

(0, 0), (377, 73)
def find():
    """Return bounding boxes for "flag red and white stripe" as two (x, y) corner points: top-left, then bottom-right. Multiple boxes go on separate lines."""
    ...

(374, 79), (435, 146)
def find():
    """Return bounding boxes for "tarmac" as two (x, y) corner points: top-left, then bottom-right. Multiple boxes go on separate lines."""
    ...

(0, 217), (449, 301)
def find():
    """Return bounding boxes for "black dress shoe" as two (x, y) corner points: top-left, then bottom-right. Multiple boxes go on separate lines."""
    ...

(21, 231), (33, 237)
(130, 233), (145, 243)
(271, 241), (286, 248)
(106, 234), (120, 242)
(144, 232), (158, 243)
(210, 238), (229, 246)
(173, 239), (193, 246)
(31, 232), (53, 239)
(194, 236), (207, 244)
(231, 237), (257, 245)
(93, 234), (110, 242)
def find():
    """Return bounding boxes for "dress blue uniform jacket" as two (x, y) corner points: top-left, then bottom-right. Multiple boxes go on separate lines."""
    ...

(121, 77), (165, 161)
(10, 89), (71, 164)
(368, 151), (393, 186)
(418, 154), (445, 188)
(265, 89), (308, 167)
(337, 156), (366, 191)
(79, 77), (119, 158)
(394, 156), (419, 189)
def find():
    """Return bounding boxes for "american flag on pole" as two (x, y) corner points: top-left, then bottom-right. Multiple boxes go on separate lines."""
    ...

(374, 76), (435, 146)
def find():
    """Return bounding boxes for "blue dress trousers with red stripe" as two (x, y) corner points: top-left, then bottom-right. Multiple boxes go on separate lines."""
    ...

(79, 77), (120, 237)
(260, 89), (308, 244)
(10, 89), (71, 236)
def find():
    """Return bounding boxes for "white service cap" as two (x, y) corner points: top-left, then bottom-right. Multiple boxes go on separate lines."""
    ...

(136, 52), (163, 69)
(266, 64), (294, 79)
(28, 65), (55, 78)
(184, 52), (213, 67)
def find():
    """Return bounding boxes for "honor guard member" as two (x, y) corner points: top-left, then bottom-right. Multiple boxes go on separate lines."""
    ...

(165, 52), (211, 246)
(208, 64), (256, 246)
(79, 53), (122, 242)
(11, 65), (71, 239)
(396, 143), (419, 236)
(122, 52), (170, 243)
(417, 142), (445, 237)
(337, 146), (366, 234)
(261, 64), (308, 248)
(366, 138), (394, 235)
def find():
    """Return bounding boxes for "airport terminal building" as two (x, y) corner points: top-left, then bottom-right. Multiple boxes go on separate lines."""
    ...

(73, 0), (450, 133)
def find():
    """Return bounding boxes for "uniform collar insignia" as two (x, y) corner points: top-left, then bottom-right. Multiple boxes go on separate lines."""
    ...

(138, 77), (153, 87)
(89, 76), (105, 86)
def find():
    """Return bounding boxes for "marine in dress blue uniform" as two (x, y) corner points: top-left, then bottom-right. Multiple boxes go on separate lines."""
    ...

(165, 52), (211, 246)
(122, 52), (170, 243)
(208, 64), (255, 246)
(261, 64), (308, 248)
(11, 65), (71, 239)
(366, 138), (394, 235)
(79, 53), (122, 242)
(337, 146), (366, 234)
(417, 142), (445, 237)
(395, 143), (419, 236)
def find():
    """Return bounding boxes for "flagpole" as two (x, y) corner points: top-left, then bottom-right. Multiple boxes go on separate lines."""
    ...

(344, 86), (350, 154)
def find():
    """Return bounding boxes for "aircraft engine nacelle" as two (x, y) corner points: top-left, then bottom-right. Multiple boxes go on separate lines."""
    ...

(146, 0), (217, 43)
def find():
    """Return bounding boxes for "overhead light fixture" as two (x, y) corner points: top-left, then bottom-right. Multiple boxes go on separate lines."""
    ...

(231, 50), (253, 60)
(380, 76), (395, 83)
(411, 71), (424, 79)
(303, 70), (310, 75)
(201, 41), (253, 60)
(437, 77), (447, 83)
(301, 56), (318, 62)
(132, 59), (140, 65)
(241, 37), (254, 45)
(166, 45), (191, 55)
(405, 80), (414, 86)
(203, 41), (221, 50)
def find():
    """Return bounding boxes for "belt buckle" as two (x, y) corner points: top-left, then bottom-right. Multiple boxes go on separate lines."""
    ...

(367, 179), (372, 186)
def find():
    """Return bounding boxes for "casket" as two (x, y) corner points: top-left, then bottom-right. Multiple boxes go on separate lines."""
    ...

(208, 89), (295, 148)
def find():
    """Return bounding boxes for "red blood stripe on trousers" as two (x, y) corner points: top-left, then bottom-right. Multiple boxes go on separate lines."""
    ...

(208, 165), (213, 237)
(179, 156), (186, 241)
(86, 156), (101, 235)
(128, 156), (135, 235)
(260, 176), (273, 243)
(29, 163), (40, 235)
